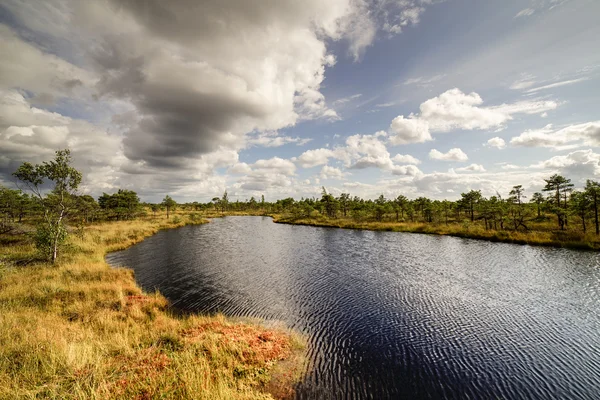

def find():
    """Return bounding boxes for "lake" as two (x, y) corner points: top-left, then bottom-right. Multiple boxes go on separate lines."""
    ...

(106, 216), (600, 399)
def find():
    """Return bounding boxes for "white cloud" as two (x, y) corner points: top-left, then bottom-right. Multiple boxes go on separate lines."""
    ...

(510, 121), (600, 149)
(500, 163), (521, 170)
(486, 137), (506, 149)
(320, 165), (345, 180)
(392, 154), (421, 165)
(456, 163), (486, 172)
(246, 132), (312, 148)
(0, 25), (92, 97)
(391, 164), (422, 176)
(389, 115), (432, 145)
(403, 74), (446, 87)
(515, 8), (535, 18)
(296, 148), (336, 168)
(0, 90), (124, 193)
(375, 102), (396, 108)
(237, 157), (297, 191)
(388, 89), (557, 145)
(422, 89), (557, 131)
(429, 148), (469, 162)
(333, 94), (362, 105)
(525, 77), (589, 93)
(531, 150), (600, 179)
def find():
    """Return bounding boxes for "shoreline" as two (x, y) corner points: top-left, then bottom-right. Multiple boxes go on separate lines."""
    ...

(269, 215), (600, 251)
(0, 215), (305, 399)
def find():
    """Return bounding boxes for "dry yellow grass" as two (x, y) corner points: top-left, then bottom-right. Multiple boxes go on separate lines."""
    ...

(0, 213), (305, 400)
(272, 214), (600, 250)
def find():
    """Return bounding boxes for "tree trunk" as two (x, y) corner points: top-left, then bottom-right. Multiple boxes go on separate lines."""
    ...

(52, 211), (64, 264)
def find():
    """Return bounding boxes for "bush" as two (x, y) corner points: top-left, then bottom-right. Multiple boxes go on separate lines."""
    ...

(33, 222), (67, 262)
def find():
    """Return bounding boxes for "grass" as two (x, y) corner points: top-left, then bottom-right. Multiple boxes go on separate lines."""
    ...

(0, 213), (305, 400)
(271, 214), (600, 250)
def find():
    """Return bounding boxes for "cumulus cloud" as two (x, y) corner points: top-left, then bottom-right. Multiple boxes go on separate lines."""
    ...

(388, 88), (557, 145)
(456, 163), (486, 172)
(391, 164), (422, 176)
(392, 154), (421, 165)
(297, 132), (422, 176)
(510, 121), (600, 149)
(237, 157), (297, 191)
(0, 90), (123, 193)
(531, 150), (600, 180)
(429, 148), (469, 162)
(296, 148), (337, 168)
(320, 165), (345, 180)
(389, 115), (432, 145)
(486, 137), (506, 149)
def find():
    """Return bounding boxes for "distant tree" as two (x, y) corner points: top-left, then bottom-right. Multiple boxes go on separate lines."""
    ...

(530, 192), (545, 218)
(338, 193), (350, 217)
(569, 191), (589, 233)
(320, 187), (338, 218)
(584, 180), (600, 235)
(150, 203), (162, 218)
(460, 190), (482, 222)
(220, 191), (229, 213)
(0, 187), (33, 223)
(543, 174), (573, 230)
(373, 194), (389, 221)
(509, 185), (526, 205)
(13, 149), (82, 263)
(441, 200), (452, 225)
(98, 189), (140, 220)
(393, 195), (408, 222)
(76, 195), (99, 223)
(162, 195), (177, 219)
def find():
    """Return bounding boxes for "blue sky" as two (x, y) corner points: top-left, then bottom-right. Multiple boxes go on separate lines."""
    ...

(1, 0), (599, 202)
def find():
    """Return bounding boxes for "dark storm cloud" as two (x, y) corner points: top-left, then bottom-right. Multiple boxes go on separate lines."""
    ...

(85, 0), (350, 169)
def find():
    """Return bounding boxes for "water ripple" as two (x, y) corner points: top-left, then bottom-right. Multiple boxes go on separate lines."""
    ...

(106, 217), (600, 399)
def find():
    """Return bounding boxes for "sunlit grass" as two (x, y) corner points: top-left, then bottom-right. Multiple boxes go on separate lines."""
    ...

(0, 212), (305, 399)
(271, 214), (600, 250)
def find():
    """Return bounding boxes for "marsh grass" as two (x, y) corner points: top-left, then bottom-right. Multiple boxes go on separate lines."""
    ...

(0, 213), (305, 399)
(272, 214), (600, 250)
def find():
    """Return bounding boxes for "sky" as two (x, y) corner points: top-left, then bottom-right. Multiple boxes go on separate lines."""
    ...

(1, 0), (599, 203)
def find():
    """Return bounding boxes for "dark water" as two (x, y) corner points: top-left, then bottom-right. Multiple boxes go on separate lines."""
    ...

(106, 217), (600, 399)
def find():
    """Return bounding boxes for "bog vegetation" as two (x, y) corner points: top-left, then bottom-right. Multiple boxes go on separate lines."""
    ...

(1, 148), (600, 397)
(0, 150), (304, 399)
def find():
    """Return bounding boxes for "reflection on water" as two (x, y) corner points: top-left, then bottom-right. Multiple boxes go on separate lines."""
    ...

(106, 217), (600, 399)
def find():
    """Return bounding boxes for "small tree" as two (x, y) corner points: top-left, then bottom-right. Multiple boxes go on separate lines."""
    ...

(220, 191), (229, 213)
(13, 149), (82, 263)
(162, 195), (177, 219)
(584, 180), (600, 235)
(150, 204), (162, 218)
(530, 192), (544, 218)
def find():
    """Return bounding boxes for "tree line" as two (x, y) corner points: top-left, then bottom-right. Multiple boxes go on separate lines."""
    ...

(3, 149), (600, 263)
(197, 177), (600, 236)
